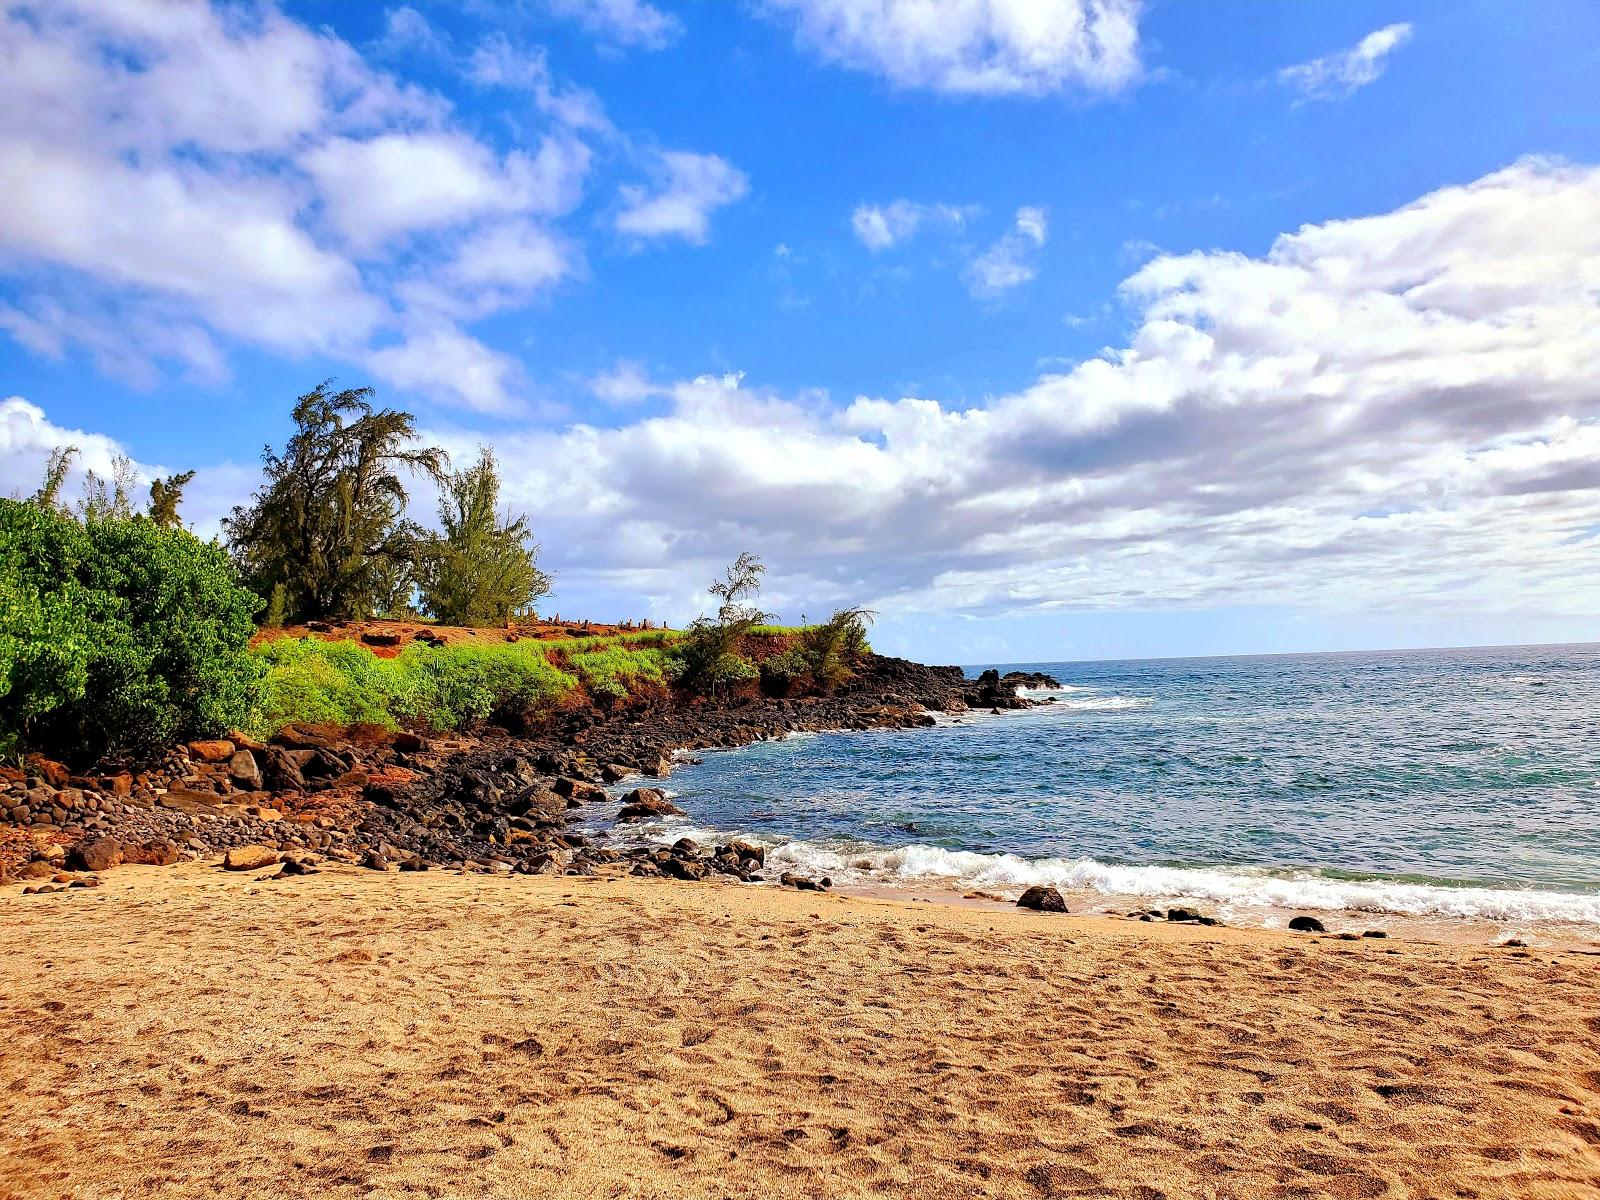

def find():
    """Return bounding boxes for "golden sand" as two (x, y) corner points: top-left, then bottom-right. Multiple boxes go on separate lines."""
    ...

(2, 864), (1598, 1199)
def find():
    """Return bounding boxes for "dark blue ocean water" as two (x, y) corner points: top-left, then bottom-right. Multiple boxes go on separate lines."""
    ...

(603, 644), (1600, 925)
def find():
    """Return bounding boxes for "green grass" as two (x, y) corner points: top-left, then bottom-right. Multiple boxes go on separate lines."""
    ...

(245, 621), (863, 737)
(248, 636), (579, 737)
(567, 644), (670, 699)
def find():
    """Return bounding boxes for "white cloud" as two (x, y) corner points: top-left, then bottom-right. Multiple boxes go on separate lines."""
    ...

(420, 159), (1600, 627)
(851, 200), (971, 250)
(543, 0), (683, 50)
(615, 151), (750, 244)
(964, 206), (1048, 297)
(0, 395), (245, 534)
(588, 360), (668, 404)
(468, 34), (613, 132)
(0, 0), (603, 412)
(761, 0), (1142, 96)
(302, 131), (589, 251)
(1279, 23), (1413, 101)
(366, 324), (525, 415)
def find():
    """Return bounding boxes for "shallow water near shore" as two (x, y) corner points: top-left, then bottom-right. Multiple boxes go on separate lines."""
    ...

(597, 642), (1600, 931)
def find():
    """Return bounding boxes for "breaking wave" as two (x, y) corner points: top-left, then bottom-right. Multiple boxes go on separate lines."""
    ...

(615, 819), (1600, 925)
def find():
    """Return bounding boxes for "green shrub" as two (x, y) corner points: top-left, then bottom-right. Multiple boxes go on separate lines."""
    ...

(758, 647), (811, 689)
(570, 644), (668, 699)
(0, 501), (91, 753)
(0, 499), (262, 762)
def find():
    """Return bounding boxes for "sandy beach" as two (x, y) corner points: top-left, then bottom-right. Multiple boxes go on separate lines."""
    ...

(2, 866), (1598, 1200)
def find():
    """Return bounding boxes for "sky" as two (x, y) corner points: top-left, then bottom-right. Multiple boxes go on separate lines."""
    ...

(2, 0), (1599, 664)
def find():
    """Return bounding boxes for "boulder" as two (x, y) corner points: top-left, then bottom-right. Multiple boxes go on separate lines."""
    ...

(223, 845), (279, 872)
(727, 840), (766, 867)
(1017, 885), (1067, 913)
(66, 837), (123, 873)
(778, 872), (822, 891)
(616, 788), (683, 822)
(1166, 907), (1203, 923)
(1288, 915), (1326, 933)
(16, 861), (56, 881)
(663, 857), (710, 881)
(228, 750), (263, 791)
(187, 739), (236, 764)
(553, 777), (607, 803)
(599, 763), (632, 783)
(671, 837), (701, 857)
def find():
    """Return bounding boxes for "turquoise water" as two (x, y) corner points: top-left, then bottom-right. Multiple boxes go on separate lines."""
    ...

(604, 643), (1600, 925)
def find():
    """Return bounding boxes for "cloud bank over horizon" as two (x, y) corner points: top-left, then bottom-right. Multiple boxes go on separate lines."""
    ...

(9, 158), (1600, 651)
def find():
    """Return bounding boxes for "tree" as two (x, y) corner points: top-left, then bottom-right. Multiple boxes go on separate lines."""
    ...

(77, 454), (140, 521)
(148, 470), (196, 528)
(671, 552), (772, 697)
(416, 447), (551, 626)
(798, 606), (875, 691)
(223, 382), (446, 623)
(30, 446), (78, 508)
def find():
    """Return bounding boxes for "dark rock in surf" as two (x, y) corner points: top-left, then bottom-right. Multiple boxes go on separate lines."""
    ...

(1288, 915), (1326, 933)
(1017, 885), (1067, 912)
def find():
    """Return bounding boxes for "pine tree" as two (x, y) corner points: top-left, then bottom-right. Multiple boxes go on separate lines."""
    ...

(223, 382), (446, 623)
(416, 447), (551, 626)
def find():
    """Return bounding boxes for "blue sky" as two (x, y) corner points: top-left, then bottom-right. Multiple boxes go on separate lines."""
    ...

(3, 0), (1600, 663)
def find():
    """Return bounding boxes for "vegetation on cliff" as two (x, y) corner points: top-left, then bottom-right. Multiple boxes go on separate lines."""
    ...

(2, 386), (876, 766)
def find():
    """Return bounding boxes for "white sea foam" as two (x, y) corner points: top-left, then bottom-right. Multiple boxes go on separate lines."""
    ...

(754, 840), (1600, 925)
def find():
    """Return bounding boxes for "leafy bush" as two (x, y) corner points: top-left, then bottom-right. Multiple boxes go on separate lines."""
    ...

(758, 647), (811, 689)
(0, 499), (262, 762)
(0, 501), (91, 753)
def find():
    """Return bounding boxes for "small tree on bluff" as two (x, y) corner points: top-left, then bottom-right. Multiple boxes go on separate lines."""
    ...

(223, 382), (446, 623)
(416, 447), (552, 626)
(671, 552), (772, 698)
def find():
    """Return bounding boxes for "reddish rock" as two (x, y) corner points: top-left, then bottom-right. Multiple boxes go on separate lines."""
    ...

(28, 757), (71, 786)
(100, 773), (133, 797)
(223, 845), (279, 871)
(187, 739), (236, 764)
(66, 837), (124, 873)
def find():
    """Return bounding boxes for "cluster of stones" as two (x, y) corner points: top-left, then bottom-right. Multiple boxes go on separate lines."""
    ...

(3, 653), (1063, 891)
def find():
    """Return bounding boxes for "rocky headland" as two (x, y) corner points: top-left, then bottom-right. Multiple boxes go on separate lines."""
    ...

(0, 658), (1060, 892)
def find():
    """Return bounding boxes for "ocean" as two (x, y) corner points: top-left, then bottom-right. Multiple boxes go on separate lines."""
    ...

(594, 643), (1600, 930)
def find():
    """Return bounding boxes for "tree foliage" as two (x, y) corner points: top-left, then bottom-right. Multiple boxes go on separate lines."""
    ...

(670, 552), (772, 697)
(223, 382), (445, 623)
(416, 447), (551, 626)
(0, 498), (261, 763)
(148, 470), (196, 528)
(797, 606), (875, 691)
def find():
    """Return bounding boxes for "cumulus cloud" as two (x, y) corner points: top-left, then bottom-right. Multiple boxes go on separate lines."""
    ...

(424, 159), (1600, 626)
(851, 200), (972, 250)
(0, 0), (589, 412)
(11, 160), (1600, 637)
(760, 0), (1142, 96)
(1280, 23), (1413, 101)
(964, 206), (1048, 297)
(615, 151), (750, 244)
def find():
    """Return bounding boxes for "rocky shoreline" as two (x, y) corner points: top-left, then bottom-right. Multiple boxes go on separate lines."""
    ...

(1, 659), (1060, 892)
